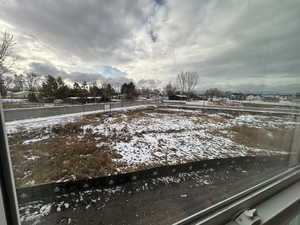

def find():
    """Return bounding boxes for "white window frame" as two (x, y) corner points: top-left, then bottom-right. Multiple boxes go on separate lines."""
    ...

(0, 106), (20, 225)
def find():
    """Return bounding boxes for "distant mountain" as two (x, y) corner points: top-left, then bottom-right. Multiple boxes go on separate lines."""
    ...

(194, 89), (294, 95)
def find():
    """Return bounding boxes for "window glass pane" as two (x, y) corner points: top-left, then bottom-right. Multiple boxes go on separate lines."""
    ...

(0, 0), (299, 224)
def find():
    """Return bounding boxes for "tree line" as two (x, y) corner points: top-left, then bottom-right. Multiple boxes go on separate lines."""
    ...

(37, 75), (139, 102)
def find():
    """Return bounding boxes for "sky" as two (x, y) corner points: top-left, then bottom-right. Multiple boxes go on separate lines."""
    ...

(0, 0), (299, 93)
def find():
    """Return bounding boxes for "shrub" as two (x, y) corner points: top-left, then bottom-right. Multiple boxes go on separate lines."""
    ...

(28, 93), (39, 102)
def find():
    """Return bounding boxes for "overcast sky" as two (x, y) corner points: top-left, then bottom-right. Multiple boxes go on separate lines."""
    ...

(0, 0), (299, 92)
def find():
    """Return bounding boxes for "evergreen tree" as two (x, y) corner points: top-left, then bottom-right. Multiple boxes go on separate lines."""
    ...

(89, 83), (102, 97)
(121, 82), (138, 100)
(71, 82), (82, 97)
(101, 83), (115, 101)
(39, 75), (70, 101)
(56, 77), (70, 99)
(28, 92), (38, 102)
(39, 75), (58, 101)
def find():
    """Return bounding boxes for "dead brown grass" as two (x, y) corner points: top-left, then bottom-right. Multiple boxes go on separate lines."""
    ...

(230, 125), (294, 152)
(10, 132), (119, 187)
(9, 107), (296, 188)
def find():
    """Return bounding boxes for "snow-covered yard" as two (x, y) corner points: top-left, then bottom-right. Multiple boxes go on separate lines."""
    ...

(6, 106), (298, 187)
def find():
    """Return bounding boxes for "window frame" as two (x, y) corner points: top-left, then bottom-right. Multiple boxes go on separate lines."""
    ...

(0, 106), (20, 225)
(172, 165), (300, 225)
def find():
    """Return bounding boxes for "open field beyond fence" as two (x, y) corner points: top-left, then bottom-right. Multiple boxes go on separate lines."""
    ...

(6, 105), (299, 188)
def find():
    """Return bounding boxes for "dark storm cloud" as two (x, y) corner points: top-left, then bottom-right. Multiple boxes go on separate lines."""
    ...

(29, 62), (134, 85)
(29, 62), (105, 82)
(30, 62), (62, 76)
(0, 0), (299, 92)
(0, 0), (148, 64)
(200, 0), (300, 79)
(159, 0), (300, 92)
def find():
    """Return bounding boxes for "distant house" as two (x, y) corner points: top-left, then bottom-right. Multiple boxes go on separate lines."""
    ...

(279, 94), (293, 101)
(229, 93), (246, 101)
(64, 97), (81, 104)
(262, 95), (280, 102)
(191, 94), (207, 101)
(246, 95), (262, 101)
(86, 97), (102, 103)
(169, 94), (188, 101)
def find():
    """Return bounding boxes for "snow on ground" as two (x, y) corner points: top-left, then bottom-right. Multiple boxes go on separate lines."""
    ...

(82, 111), (230, 135)
(79, 109), (297, 168)
(19, 169), (213, 224)
(5, 114), (77, 134)
(8, 106), (298, 187)
(183, 99), (300, 109)
(15, 106), (298, 223)
(113, 131), (250, 166)
(19, 202), (53, 224)
(234, 100), (300, 107)
(23, 136), (50, 145)
(165, 104), (300, 115)
(232, 114), (300, 128)
(186, 100), (216, 106)
(158, 108), (203, 114)
(5, 104), (155, 134)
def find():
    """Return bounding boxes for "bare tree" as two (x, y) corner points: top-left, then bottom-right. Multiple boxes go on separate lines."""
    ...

(0, 32), (14, 96)
(3, 75), (13, 90)
(0, 32), (14, 75)
(176, 71), (199, 95)
(177, 72), (187, 93)
(13, 74), (25, 92)
(25, 72), (41, 91)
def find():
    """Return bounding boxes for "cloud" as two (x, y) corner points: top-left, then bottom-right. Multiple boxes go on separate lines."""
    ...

(98, 66), (128, 78)
(221, 82), (300, 94)
(29, 62), (62, 76)
(137, 79), (160, 89)
(0, 0), (151, 64)
(153, 0), (166, 6)
(29, 62), (133, 87)
(0, 0), (299, 93)
(149, 30), (158, 43)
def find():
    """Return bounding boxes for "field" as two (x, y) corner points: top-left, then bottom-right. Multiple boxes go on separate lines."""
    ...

(6, 105), (298, 188)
